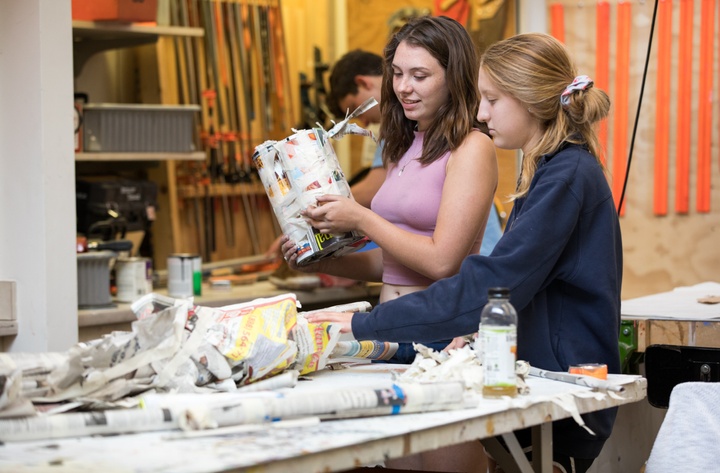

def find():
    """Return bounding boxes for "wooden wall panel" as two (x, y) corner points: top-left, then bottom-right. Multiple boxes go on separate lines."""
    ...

(549, 0), (720, 299)
(347, 0), (434, 55)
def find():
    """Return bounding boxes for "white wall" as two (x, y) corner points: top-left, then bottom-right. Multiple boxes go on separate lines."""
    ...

(517, 0), (548, 34)
(0, 0), (78, 352)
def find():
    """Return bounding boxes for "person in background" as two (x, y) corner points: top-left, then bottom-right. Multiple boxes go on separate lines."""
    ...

(306, 32), (621, 473)
(327, 49), (386, 209)
(283, 16), (498, 471)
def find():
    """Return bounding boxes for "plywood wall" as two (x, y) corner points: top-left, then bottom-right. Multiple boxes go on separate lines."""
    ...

(550, 0), (720, 298)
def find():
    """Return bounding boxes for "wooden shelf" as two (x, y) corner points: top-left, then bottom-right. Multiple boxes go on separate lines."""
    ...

(72, 21), (204, 38)
(76, 151), (206, 162)
(72, 21), (204, 76)
(177, 182), (266, 198)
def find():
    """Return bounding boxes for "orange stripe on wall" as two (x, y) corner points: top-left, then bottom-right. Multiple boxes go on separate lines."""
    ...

(653, 0), (673, 216)
(612, 1), (632, 215)
(696, 0), (714, 213)
(675, 0), (693, 214)
(550, 3), (565, 43)
(596, 1), (610, 166)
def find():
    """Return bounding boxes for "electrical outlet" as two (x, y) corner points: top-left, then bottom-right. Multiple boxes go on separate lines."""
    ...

(0, 281), (17, 321)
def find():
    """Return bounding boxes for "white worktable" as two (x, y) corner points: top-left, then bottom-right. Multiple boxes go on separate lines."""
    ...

(621, 281), (720, 352)
(0, 364), (646, 473)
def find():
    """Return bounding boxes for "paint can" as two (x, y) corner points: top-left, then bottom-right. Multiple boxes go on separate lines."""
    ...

(115, 257), (152, 303)
(167, 253), (202, 298)
(77, 251), (114, 308)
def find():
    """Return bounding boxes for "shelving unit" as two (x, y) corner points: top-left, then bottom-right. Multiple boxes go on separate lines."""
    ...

(72, 20), (207, 276)
(176, 182), (266, 198)
(72, 20), (205, 164)
(76, 151), (205, 162)
(72, 20), (204, 77)
(71, 6), (288, 268)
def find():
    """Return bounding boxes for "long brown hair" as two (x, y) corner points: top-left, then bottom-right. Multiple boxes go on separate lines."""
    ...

(379, 16), (482, 166)
(480, 33), (611, 199)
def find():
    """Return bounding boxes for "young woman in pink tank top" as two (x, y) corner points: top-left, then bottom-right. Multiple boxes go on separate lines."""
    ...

(282, 16), (497, 473)
(282, 16), (497, 352)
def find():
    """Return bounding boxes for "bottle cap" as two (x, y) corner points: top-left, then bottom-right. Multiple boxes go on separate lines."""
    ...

(487, 287), (510, 298)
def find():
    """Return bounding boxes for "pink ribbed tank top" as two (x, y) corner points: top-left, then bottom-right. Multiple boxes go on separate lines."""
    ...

(371, 131), (482, 286)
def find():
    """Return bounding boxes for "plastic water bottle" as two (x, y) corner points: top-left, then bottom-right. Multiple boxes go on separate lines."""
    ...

(480, 287), (517, 398)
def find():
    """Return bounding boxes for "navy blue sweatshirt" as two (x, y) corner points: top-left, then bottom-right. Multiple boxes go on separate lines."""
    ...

(352, 142), (623, 459)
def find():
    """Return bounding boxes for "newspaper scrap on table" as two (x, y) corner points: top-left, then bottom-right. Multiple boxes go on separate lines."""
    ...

(252, 98), (378, 266)
(405, 344), (639, 437)
(301, 300), (399, 362)
(0, 292), (441, 441)
(0, 293), (343, 407)
(395, 343), (531, 396)
(331, 340), (399, 362)
(397, 344), (484, 391)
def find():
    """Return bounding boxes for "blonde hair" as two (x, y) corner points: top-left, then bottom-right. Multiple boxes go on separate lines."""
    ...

(480, 33), (611, 199)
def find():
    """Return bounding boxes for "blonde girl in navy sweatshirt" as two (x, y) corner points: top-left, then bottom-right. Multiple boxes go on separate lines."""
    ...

(307, 32), (621, 473)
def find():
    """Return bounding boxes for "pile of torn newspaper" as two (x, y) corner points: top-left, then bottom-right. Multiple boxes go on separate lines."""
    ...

(0, 293), (367, 415)
(0, 292), (501, 442)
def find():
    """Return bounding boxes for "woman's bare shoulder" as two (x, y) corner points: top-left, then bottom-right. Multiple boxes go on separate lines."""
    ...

(453, 129), (497, 160)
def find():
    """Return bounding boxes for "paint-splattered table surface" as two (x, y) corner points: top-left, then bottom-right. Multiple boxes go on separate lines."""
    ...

(0, 365), (646, 473)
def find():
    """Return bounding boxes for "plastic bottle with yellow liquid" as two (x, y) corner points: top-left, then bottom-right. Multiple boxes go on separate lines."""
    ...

(480, 287), (517, 398)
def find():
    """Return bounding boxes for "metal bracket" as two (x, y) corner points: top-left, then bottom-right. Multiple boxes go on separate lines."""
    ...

(619, 319), (641, 374)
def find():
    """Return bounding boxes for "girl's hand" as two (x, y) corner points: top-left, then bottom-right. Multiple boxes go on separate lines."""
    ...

(303, 195), (366, 234)
(443, 336), (473, 352)
(280, 235), (317, 273)
(303, 311), (355, 333)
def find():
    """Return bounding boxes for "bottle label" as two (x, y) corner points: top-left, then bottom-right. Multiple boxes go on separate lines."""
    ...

(481, 325), (517, 387)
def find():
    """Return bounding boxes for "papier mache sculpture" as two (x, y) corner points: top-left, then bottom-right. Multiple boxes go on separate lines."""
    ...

(253, 98), (378, 266)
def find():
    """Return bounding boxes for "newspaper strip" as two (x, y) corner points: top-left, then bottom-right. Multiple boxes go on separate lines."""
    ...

(0, 352), (69, 399)
(331, 341), (399, 361)
(137, 391), (283, 413)
(38, 303), (189, 403)
(528, 367), (626, 393)
(326, 97), (379, 140)
(298, 300), (372, 316)
(0, 381), (467, 442)
(299, 301), (399, 362)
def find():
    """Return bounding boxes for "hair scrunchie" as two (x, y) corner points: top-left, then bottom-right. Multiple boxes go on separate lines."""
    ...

(560, 75), (594, 106)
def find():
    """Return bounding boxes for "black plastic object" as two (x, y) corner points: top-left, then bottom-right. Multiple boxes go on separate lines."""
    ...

(87, 239), (134, 253)
(645, 344), (720, 408)
(76, 179), (157, 234)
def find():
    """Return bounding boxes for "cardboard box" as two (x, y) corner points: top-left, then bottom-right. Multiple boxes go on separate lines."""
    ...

(72, 0), (158, 23)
